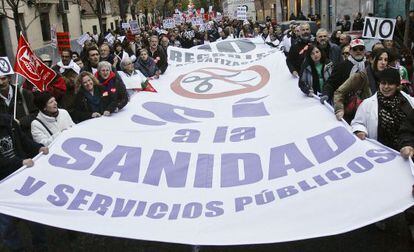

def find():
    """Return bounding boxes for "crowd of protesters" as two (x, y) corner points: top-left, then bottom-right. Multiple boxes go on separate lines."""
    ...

(0, 10), (414, 251)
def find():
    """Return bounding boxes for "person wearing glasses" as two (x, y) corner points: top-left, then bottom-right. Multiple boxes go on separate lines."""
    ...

(333, 48), (390, 123)
(320, 39), (367, 105)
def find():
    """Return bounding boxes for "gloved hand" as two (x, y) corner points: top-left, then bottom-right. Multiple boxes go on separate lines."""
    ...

(320, 95), (329, 104)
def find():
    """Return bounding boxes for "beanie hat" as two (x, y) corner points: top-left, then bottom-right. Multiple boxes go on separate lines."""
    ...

(34, 91), (53, 110)
(378, 68), (401, 85)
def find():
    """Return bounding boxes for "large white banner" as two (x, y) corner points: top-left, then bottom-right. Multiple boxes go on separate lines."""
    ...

(0, 39), (413, 245)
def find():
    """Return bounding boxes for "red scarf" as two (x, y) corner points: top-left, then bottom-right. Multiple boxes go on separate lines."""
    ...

(95, 71), (116, 86)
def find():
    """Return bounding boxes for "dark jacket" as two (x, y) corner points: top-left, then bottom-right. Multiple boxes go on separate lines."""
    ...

(135, 57), (160, 78)
(0, 114), (42, 180)
(323, 59), (368, 100)
(72, 85), (118, 123)
(0, 85), (37, 135)
(148, 45), (168, 74)
(299, 61), (333, 95)
(399, 109), (414, 149)
(320, 42), (342, 66)
(96, 73), (129, 111)
(286, 38), (310, 74)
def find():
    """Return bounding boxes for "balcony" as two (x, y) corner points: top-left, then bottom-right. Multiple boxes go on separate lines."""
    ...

(35, 0), (59, 4)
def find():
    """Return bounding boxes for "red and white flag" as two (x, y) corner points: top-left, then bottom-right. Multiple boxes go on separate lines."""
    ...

(14, 35), (56, 91)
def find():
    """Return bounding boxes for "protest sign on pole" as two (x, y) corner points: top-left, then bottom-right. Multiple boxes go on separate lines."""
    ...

(129, 20), (140, 34)
(174, 14), (182, 25)
(362, 17), (396, 40)
(77, 33), (92, 46)
(215, 12), (223, 22)
(163, 18), (176, 29)
(56, 32), (71, 54)
(50, 25), (57, 48)
(237, 6), (247, 20)
(105, 33), (115, 45)
(0, 57), (14, 76)
(121, 22), (130, 29)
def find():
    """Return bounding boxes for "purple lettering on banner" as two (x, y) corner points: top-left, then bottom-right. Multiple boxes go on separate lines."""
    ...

(298, 180), (317, 191)
(143, 150), (191, 187)
(14, 176), (46, 196)
(182, 202), (203, 219)
(47, 184), (74, 207)
(313, 175), (329, 186)
(131, 102), (215, 126)
(185, 52), (195, 62)
(169, 50), (182, 62)
(172, 129), (200, 143)
(49, 138), (102, 170)
(276, 186), (299, 199)
(268, 143), (314, 179)
(347, 157), (374, 173)
(307, 127), (356, 164)
(214, 126), (228, 143)
(221, 153), (263, 187)
(133, 201), (147, 217)
(168, 204), (181, 220)
(232, 97), (270, 118)
(67, 189), (93, 210)
(205, 201), (224, 217)
(194, 154), (214, 188)
(146, 202), (168, 219)
(230, 127), (256, 142)
(111, 199), (137, 217)
(235, 196), (253, 212)
(91, 146), (141, 183)
(131, 115), (167, 126)
(88, 194), (113, 216)
(366, 149), (397, 163)
(325, 167), (351, 181)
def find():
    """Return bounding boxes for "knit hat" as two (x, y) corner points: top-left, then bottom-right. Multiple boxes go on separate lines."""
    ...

(34, 91), (53, 110)
(378, 68), (401, 85)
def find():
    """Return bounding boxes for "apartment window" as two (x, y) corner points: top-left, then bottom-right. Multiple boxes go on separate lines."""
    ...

(110, 22), (114, 30)
(40, 13), (51, 41)
(92, 25), (98, 35)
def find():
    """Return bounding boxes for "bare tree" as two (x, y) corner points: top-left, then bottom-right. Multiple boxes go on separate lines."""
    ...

(83, 0), (106, 34)
(0, 0), (40, 40)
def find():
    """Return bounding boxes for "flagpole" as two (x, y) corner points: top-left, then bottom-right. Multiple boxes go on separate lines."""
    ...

(13, 74), (19, 122)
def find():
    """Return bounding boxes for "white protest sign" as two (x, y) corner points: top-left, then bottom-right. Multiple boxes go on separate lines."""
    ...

(174, 14), (183, 25)
(215, 12), (223, 22)
(237, 6), (247, 20)
(50, 25), (57, 48)
(105, 33), (115, 45)
(0, 57), (14, 76)
(77, 33), (92, 46)
(117, 70), (146, 89)
(191, 17), (204, 26)
(117, 36), (126, 43)
(209, 6), (213, 13)
(362, 17), (396, 40)
(163, 18), (176, 29)
(129, 20), (140, 34)
(0, 38), (413, 246)
(121, 22), (130, 29)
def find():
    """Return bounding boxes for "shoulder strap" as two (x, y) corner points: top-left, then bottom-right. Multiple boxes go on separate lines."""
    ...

(34, 118), (53, 136)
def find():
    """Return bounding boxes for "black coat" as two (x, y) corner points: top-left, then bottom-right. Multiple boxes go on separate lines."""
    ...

(399, 109), (414, 149)
(148, 45), (168, 74)
(72, 85), (118, 123)
(323, 59), (357, 100)
(0, 85), (37, 135)
(0, 114), (42, 180)
(286, 39), (310, 74)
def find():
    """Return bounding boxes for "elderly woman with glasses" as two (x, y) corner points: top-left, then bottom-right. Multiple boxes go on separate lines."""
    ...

(118, 57), (149, 95)
(334, 48), (390, 123)
(95, 61), (128, 112)
(134, 48), (161, 79)
(72, 72), (118, 123)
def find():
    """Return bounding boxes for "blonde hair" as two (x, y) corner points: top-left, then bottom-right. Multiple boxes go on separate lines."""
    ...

(75, 71), (99, 94)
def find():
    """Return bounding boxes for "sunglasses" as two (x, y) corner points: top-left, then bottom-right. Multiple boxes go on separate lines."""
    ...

(352, 46), (365, 51)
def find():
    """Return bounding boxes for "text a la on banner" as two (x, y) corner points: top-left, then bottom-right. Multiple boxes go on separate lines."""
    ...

(0, 39), (413, 245)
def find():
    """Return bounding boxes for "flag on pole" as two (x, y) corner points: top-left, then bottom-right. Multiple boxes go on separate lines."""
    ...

(13, 34), (56, 91)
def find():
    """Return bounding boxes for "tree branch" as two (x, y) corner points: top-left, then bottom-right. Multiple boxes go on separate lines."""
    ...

(0, 0), (15, 19)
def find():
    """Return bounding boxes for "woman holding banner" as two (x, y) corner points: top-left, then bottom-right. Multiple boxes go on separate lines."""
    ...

(298, 44), (333, 96)
(72, 72), (118, 123)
